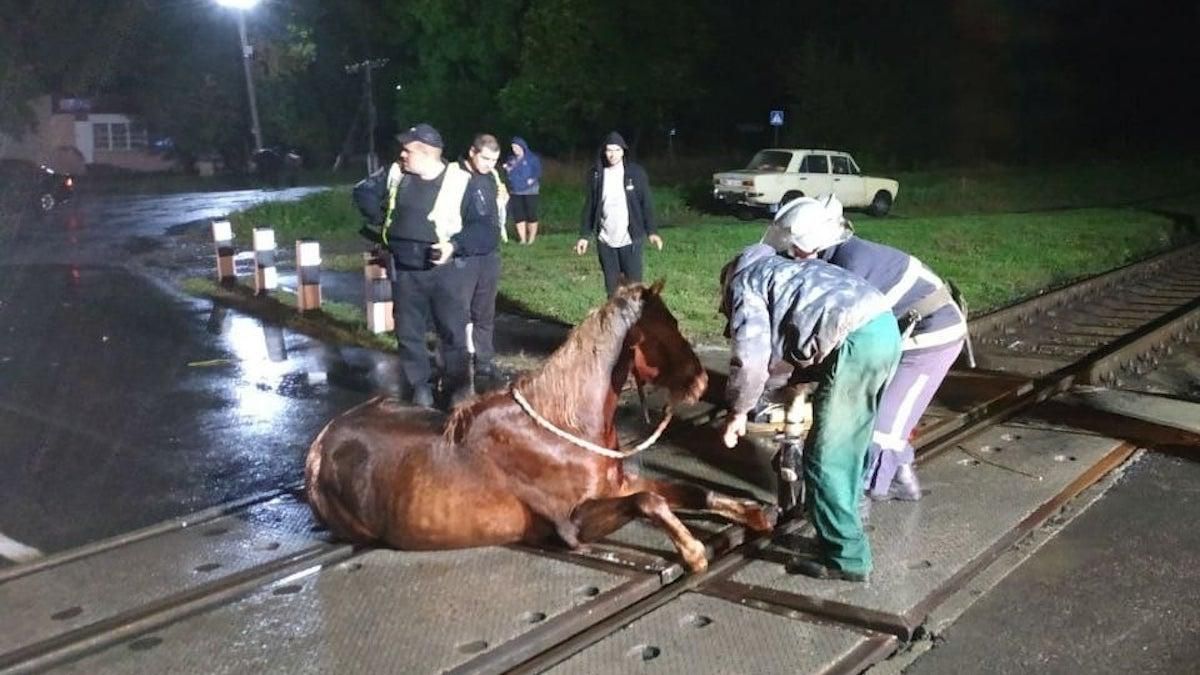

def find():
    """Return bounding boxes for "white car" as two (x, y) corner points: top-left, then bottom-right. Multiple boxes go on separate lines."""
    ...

(713, 149), (899, 218)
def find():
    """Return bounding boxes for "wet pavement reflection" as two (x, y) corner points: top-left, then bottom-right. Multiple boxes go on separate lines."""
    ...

(0, 189), (392, 560)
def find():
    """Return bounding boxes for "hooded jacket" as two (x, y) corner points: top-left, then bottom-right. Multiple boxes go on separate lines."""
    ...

(579, 131), (657, 241)
(721, 244), (890, 413)
(503, 137), (541, 196)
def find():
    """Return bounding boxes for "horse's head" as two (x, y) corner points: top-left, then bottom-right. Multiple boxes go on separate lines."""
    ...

(624, 280), (708, 405)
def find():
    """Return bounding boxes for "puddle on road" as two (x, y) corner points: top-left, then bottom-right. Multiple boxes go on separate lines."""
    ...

(203, 305), (397, 417)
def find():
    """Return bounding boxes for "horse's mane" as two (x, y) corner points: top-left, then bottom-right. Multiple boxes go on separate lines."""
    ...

(518, 285), (645, 430)
(443, 286), (647, 439)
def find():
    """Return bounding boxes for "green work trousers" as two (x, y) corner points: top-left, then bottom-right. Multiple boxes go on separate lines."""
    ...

(803, 312), (901, 575)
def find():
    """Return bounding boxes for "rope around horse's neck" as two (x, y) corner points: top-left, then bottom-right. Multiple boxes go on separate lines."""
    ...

(510, 387), (672, 459)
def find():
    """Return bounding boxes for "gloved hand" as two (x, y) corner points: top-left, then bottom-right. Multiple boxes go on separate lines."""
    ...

(721, 412), (747, 449)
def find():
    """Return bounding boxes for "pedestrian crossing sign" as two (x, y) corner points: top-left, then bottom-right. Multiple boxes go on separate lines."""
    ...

(769, 110), (785, 127)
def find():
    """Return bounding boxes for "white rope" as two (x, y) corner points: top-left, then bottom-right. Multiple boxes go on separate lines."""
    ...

(510, 387), (673, 459)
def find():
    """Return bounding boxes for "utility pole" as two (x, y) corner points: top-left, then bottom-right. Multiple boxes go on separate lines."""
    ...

(235, 10), (264, 153)
(344, 58), (389, 174)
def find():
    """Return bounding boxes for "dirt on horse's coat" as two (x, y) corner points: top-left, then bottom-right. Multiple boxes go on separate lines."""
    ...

(304, 282), (776, 572)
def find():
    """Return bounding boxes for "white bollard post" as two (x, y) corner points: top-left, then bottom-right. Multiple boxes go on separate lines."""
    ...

(211, 219), (236, 283)
(362, 252), (394, 334)
(253, 227), (278, 295)
(295, 239), (322, 311)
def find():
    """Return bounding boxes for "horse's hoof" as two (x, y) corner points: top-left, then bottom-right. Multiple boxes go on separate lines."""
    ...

(682, 541), (709, 573)
(747, 504), (780, 532)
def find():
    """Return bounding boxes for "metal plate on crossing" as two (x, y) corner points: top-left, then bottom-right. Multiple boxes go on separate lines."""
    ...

(0, 495), (331, 670)
(728, 423), (1133, 637)
(53, 547), (652, 675)
(543, 592), (892, 674)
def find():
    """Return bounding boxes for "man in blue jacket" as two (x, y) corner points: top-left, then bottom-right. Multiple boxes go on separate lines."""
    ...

(575, 131), (664, 297)
(503, 137), (541, 245)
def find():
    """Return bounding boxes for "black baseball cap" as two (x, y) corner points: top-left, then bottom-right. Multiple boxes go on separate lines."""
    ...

(396, 123), (444, 149)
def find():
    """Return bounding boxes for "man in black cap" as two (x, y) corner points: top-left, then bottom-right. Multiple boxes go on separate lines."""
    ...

(575, 131), (664, 297)
(354, 123), (471, 408)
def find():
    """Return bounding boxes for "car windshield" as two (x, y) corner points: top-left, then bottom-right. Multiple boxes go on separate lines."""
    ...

(744, 151), (792, 172)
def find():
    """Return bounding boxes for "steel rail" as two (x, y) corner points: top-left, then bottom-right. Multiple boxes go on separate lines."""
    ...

(7, 243), (1199, 674)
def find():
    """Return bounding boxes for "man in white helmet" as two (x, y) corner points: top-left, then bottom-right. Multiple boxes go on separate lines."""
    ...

(719, 235), (900, 582)
(763, 194), (968, 504)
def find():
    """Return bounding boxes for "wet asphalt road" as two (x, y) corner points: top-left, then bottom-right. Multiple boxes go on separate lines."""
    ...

(904, 452), (1200, 674)
(3, 190), (1199, 672)
(0, 189), (391, 562)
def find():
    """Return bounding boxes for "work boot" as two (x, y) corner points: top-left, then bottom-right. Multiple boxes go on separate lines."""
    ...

(889, 464), (923, 501)
(475, 360), (500, 379)
(785, 557), (868, 583)
(410, 385), (435, 408)
(859, 495), (872, 524)
(448, 385), (473, 409)
(475, 360), (512, 385)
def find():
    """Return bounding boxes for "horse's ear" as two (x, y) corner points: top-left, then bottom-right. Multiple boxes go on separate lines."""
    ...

(649, 278), (666, 295)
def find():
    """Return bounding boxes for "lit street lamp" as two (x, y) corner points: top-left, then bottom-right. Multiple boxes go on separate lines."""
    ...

(217, 0), (264, 153)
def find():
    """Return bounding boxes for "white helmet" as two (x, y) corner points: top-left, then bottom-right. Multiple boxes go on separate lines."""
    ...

(762, 193), (853, 254)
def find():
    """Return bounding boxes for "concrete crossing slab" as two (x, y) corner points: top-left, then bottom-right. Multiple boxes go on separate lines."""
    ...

(728, 424), (1131, 636)
(545, 592), (894, 675)
(0, 494), (329, 669)
(53, 547), (648, 675)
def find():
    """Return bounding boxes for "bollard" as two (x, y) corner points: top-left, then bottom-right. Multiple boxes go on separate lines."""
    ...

(253, 227), (278, 295)
(362, 252), (394, 333)
(295, 239), (322, 311)
(211, 219), (236, 283)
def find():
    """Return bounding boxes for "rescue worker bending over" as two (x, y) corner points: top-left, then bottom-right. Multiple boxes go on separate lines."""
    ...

(763, 195), (968, 503)
(720, 243), (900, 582)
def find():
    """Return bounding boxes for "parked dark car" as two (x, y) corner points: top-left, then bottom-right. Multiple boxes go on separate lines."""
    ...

(0, 159), (74, 213)
(251, 147), (302, 187)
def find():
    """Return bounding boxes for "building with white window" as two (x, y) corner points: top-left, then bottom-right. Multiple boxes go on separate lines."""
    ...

(0, 96), (178, 174)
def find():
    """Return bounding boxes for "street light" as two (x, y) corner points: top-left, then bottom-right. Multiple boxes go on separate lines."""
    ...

(216, 0), (264, 153)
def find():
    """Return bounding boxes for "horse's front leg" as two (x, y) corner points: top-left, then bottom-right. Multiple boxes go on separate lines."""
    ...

(571, 493), (709, 573)
(621, 475), (779, 533)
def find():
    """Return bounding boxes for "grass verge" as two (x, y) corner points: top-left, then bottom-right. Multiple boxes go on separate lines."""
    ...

(200, 160), (1199, 347)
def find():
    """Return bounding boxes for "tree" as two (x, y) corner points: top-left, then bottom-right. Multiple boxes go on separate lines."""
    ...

(379, 0), (525, 155)
(499, 0), (711, 154)
(0, 0), (148, 139)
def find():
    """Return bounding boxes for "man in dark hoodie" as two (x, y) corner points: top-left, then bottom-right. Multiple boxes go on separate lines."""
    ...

(503, 137), (542, 244)
(575, 131), (664, 296)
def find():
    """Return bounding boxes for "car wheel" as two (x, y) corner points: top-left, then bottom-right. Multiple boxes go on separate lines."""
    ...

(868, 191), (892, 217)
(779, 191), (804, 211)
(38, 193), (56, 212)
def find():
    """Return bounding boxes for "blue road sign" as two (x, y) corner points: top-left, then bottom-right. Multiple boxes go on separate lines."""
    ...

(769, 110), (785, 127)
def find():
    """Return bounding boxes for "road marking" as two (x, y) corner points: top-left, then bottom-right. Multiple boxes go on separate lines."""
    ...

(0, 531), (43, 563)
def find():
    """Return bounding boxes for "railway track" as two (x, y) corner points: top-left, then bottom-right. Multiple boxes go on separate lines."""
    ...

(3, 243), (1199, 674)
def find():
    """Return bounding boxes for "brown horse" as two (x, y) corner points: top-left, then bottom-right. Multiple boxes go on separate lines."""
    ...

(304, 282), (776, 572)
